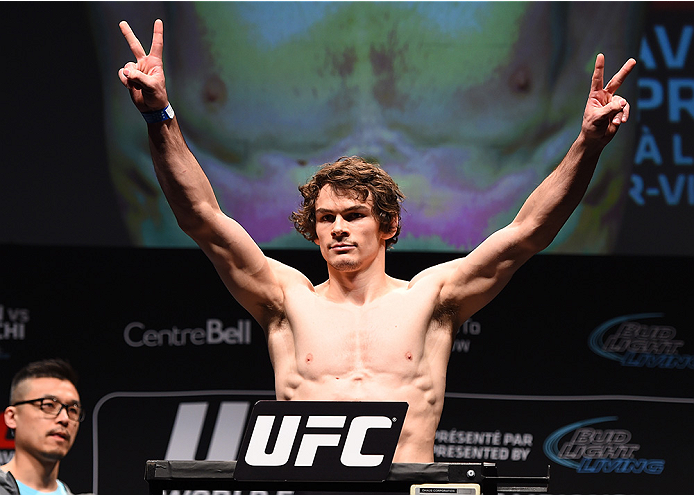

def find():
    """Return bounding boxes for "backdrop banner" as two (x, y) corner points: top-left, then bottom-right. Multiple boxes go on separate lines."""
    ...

(1, 245), (691, 495)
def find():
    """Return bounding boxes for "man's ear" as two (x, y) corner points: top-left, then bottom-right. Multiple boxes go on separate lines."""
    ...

(382, 217), (398, 240)
(4, 407), (17, 430)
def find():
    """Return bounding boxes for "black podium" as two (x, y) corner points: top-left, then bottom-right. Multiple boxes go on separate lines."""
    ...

(145, 402), (549, 494)
(144, 460), (550, 495)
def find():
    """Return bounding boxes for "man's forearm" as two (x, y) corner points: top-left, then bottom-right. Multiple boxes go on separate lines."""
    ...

(147, 117), (220, 236)
(513, 133), (604, 252)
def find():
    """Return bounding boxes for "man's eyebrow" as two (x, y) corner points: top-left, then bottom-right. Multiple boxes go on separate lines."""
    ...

(42, 395), (81, 406)
(316, 205), (370, 214)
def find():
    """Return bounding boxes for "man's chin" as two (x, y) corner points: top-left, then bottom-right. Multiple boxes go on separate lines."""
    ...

(330, 258), (361, 272)
(40, 448), (69, 462)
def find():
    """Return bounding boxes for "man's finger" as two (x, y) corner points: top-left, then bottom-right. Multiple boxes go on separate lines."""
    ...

(590, 53), (605, 93)
(149, 19), (164, 60)
(599, 97), (628, 126)
(620, 99), (630, 123)
(604, 58), (637, 95)
(119, 20), (146, 59)
(118, 67), (128, 87)
(122, 66), (150, 88)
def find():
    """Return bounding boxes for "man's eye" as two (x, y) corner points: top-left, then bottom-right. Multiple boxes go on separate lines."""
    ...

(42, 401), (58, 412)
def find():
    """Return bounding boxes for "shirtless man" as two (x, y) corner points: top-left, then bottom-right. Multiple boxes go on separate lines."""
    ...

(118, 19), (635, 463)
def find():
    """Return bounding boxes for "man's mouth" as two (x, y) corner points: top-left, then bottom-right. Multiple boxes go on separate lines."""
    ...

(330, 243), (355, 252)
(48, 430), (70, 441)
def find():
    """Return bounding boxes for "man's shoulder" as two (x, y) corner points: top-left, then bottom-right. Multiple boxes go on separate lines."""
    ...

(0, 469), (80, 495)
(408, 257), (466, 288)
(58, 479), (77, 495)
(264, 257), (319, 293)
(0, 470), (17, 495)
(267, 257), (312, 280)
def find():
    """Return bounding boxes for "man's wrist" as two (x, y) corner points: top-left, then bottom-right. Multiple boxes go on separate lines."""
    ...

(572, 132), (605, 160)
(141, 104), (174, 124)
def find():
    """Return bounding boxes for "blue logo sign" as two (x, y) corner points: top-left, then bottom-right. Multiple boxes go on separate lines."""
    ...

(588, 313), (692, 369)
(543, 416), (665, 475)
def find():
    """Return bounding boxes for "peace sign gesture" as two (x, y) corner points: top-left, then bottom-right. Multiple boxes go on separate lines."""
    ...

(118, 19), (169, 113)
(581, 53), (637, 147)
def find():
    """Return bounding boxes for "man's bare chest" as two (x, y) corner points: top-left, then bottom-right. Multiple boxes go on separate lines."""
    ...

(287, 284), (437, 332)
(274, 284), (451, 373)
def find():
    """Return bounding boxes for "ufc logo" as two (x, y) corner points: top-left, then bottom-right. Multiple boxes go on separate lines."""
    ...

(245, 414), (394, 467)
(234, 401), (407, 481)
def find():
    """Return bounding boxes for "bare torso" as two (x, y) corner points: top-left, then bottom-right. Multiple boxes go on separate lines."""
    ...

(265, 265), (457, 463)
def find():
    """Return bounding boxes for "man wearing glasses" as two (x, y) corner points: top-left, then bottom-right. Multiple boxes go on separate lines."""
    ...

(1, 359), (83, 495)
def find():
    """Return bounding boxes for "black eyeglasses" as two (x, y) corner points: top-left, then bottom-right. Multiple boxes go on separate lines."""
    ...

(11, 397), (85, 422)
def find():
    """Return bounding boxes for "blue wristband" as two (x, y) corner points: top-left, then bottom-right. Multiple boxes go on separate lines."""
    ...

(142, 104), (175, 124)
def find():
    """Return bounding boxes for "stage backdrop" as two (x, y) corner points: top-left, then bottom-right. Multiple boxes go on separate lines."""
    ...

(1, 2), (692, 495)
(1, 1), (693, 255)
(1, 246), (692, 495)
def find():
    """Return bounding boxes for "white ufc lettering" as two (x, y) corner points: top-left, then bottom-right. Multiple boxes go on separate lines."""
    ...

(245, 415), (301, 466)
(244, 415), (393, 467)
(341, 416), (392, 466)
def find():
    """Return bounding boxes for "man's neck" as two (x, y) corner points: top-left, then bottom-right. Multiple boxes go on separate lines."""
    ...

(322, 259), (398, 304)
(2, 453), (60, 491)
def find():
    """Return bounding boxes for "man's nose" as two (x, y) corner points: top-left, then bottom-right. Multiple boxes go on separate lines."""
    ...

(56, 407), (71, 424)
(331, 216), (348, 237)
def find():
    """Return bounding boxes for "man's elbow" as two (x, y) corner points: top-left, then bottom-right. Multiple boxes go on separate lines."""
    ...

(175, 207), (216, 240)
(515, 222), (558, 256)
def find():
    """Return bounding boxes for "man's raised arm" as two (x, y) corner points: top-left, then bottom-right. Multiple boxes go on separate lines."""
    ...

(118, 20), (284, 325)
(436, 54), (637, 324)
(511, 54), (636, 251)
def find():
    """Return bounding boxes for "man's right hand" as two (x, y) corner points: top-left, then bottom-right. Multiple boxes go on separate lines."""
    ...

(118, 19), (169, 113)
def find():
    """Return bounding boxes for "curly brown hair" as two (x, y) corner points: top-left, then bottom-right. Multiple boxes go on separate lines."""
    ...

(291, 156), (405, 249)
